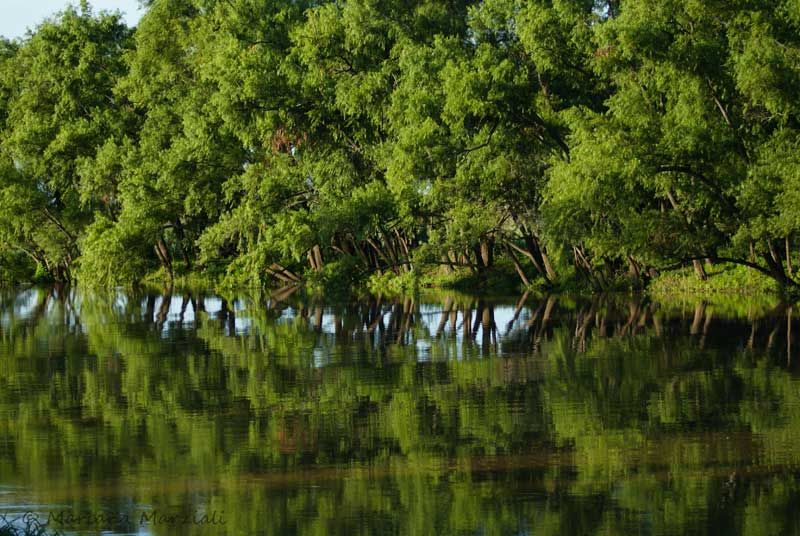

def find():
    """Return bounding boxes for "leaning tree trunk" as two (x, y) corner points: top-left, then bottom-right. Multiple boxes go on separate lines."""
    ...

(505, 244), (530, 287)
(762, 243), (796, 288)
(521, 231), (557, 281)
(155, 237), (173, 280)
(693, 260), (707, 281)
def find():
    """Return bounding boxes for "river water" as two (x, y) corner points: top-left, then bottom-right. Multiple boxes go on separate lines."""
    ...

(0, 286), (798, 535)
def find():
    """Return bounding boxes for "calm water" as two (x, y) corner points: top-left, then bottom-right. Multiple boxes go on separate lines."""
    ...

(0, 287), (799, 535)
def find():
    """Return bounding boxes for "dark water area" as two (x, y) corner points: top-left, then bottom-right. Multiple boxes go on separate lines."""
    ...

(0, 286), (799, 535)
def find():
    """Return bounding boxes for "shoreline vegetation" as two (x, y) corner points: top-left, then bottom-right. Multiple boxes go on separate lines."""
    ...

(1, 1), (799, 299)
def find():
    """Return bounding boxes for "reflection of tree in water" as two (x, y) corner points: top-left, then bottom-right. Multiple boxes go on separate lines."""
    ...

(1, 289), (800, 534)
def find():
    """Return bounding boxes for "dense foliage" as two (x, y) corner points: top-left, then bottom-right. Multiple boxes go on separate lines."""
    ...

(1, 0), (799, 291)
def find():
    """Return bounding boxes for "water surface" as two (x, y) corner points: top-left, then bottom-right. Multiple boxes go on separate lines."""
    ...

(0, 287), (799, 535)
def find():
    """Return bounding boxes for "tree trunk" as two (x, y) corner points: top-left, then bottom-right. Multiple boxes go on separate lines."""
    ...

(507, 240), (547, 280)
(762, 250), (794, 288)
(628, 255), (642, 287)
(520, 230), (556, 281)
(155, 237), (173, 280)
(693, 260), (707, 281)
(540, 247), (557, 281)
(574, 246), (602, 289)
(479, 238), (494, 269)
(666, 189), (706, 282)
(312, 245), (324, 272)
(473, 244), (486, 272)
(174, 220), (192, 270)
(505, 245), (530, 287)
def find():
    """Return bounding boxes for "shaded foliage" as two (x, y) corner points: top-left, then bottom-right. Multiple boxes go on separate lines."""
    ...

(1, 0), (800, 292)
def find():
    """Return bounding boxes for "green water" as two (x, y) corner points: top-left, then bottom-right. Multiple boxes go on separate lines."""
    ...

(0, 287), (799, 535)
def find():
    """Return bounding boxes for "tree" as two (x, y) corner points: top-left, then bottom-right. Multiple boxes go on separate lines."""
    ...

(76, 0), (246, 285)
(0, 5), (133, 282)
(543, 0), (800, 289)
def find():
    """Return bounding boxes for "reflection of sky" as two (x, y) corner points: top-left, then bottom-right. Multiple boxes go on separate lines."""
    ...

(3, 287), (527, 361)
(1, 0), (144, 39)
(146, 295), (528, 346)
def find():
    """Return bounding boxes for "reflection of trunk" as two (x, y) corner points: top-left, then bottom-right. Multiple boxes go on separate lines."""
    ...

(471, 302), (483, 340)
(313, 307), (323, 331)
(506, 291), (529, 334)
(528, 296), (556, 353)
(575, 300), (596, 352)
(156, 294), (171, 330)
(399, 298), (414, 344)
(227, 302), (236, 336)
(637, 304), (649, 331)
(747, 319), (757, 350)
(436, 297), (453, 336)
(217, 299), (230, 327)
(145, 295), (156, 323)
(267, 263), (301, 284)
(271, 284), (300, 303)
(767, 322), (779, 350)
(700, 308), (713, 349)
(481, 304), (495, 349)
(366, 296), (383, 333)
(620, 299), (641, 336)
(179, 295), (190, 323)
(539, 296), (555, 336)
(333, 314), (343, 337)
(651, 304), (663, 336)
(691, 302), (707, 335)
(463, 307), (472, 339)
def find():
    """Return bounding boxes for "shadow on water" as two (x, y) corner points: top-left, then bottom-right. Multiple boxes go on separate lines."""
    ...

(1, 287), (800, 535)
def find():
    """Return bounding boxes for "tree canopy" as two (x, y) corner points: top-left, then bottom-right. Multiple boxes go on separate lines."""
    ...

(1, 0), (799, 292)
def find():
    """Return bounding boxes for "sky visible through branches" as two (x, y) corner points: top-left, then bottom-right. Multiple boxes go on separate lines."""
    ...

(1, 0), (142, 38)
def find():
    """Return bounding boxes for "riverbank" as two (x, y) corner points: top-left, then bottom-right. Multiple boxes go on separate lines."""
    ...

(5, 259), (791, 306)
(365, 261), (787, 301)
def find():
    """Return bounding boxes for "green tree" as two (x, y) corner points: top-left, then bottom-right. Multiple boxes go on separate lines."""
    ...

(543, 0), (800, 289)
(0, 4), (133, 282)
